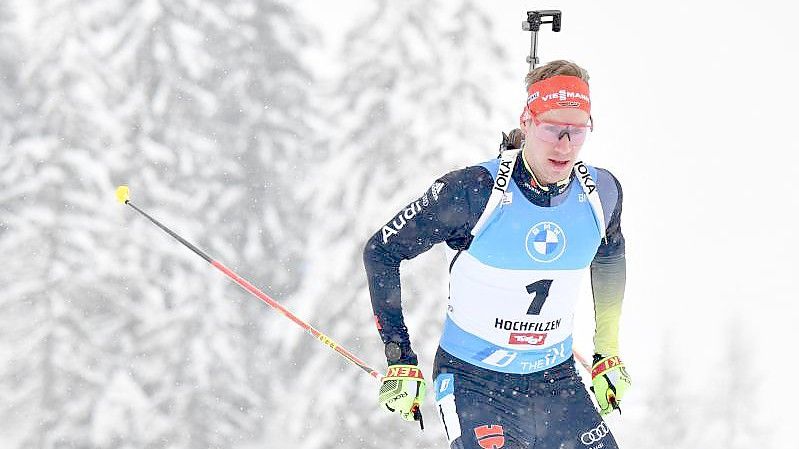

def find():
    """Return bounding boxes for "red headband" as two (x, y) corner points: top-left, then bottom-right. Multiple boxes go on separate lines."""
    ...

(520, 75), (591, 126)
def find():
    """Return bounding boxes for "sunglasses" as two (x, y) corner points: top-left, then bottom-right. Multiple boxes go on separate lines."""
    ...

(530, 115), (594, 145)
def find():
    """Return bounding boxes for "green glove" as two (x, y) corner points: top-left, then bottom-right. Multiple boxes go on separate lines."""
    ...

(591, 354), (631, 416)
(379, 364), (426, 424)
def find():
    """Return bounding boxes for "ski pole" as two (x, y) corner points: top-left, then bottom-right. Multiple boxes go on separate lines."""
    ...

(573, 349), (592, 373)
(114, 185), (383, 380)
(117, 185), (426, 428)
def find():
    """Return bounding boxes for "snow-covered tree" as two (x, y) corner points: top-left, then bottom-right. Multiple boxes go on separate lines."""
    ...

(713, 316), (768, 449)
(0, 4), (44, 448)
(0, 1), (316, 447)
(276, 1), (516, 447)
(645, 337), (688, 449)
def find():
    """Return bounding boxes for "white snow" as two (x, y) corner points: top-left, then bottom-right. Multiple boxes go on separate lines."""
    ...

(1, 0), (797, 448)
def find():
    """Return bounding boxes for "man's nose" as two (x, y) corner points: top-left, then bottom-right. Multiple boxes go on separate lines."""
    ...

(554, 133), (572, 152)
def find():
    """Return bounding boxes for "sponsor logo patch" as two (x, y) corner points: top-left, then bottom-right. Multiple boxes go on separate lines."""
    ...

(493, 159), (513, 193)
(508, 332), (547, 346)
(435, 373), (461, 443)
(381, 200), (425, 243)
(580, 422), (609, 446)
(541, 89), (590, 103)
(495, 318), (560, 332)
(474, 425), (505, 449)
(557, 100), (581, 108)
(525, 221), (567, 263)
(435, 374), (454, 400)
(385, 365), (424, 380)
(475, 348), (518, 368)
(431, 182), (445, 201)
(574, 161), (596, 194)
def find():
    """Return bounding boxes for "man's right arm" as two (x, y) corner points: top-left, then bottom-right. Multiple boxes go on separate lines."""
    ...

(363, 166), (492, 365)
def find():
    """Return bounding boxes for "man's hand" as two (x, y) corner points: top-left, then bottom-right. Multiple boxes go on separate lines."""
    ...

(379, 364), (426, 425)
(591, 354), (631, 416)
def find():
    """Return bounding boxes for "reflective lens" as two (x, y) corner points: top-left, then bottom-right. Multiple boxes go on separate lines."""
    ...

(531, 116), (593, 145)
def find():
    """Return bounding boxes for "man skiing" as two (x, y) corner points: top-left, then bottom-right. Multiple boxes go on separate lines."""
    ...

(364, 60), (630, 448)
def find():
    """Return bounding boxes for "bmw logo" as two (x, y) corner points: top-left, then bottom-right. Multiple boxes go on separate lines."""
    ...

(525, 221), (567, 263)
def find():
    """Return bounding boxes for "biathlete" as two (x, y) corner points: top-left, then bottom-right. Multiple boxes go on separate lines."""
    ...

(364, 60), (631, 449)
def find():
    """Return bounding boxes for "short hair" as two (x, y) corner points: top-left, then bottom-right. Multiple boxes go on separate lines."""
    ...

(524, 60), (590, 90)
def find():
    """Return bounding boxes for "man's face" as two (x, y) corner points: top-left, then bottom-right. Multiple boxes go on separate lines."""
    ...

(522, 108), (591, 184)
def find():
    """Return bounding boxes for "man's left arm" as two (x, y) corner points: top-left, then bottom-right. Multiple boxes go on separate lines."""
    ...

(591, 168), (626, 355)
(589, 168), (631, 415)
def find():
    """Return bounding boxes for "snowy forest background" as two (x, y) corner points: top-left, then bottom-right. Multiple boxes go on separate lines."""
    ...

(1, 0), (798, 448)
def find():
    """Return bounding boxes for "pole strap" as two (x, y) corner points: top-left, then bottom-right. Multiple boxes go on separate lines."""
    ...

(470, 149), (521, 239)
